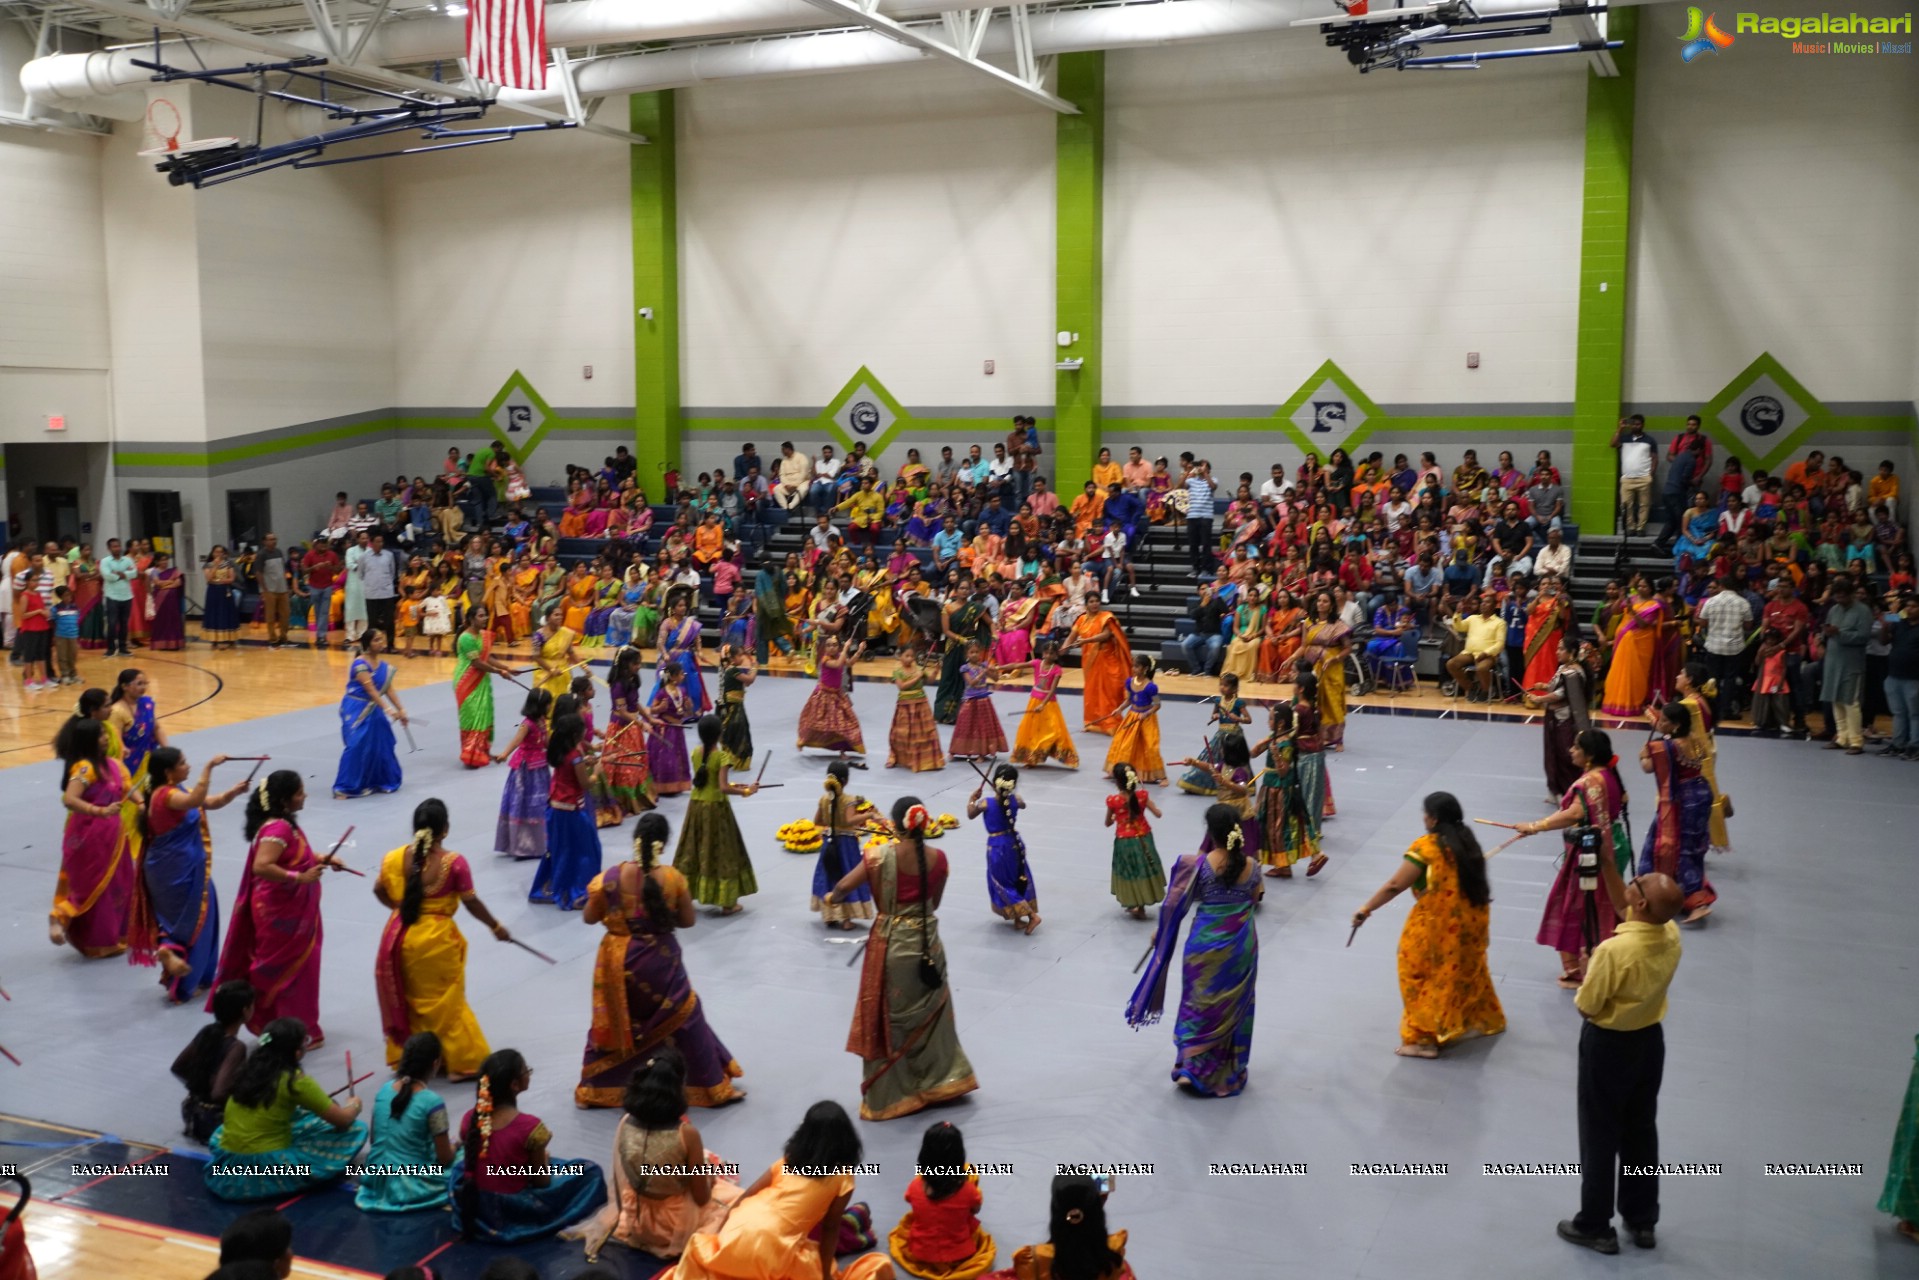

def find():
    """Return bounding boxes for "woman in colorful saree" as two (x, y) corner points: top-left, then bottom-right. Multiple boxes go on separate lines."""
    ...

(1125, 803), (1260, 1097)
(577, 813), (746, 1110)
(1522, 573), (1574, 692)
(453, 606), (521, 769)
(1672, 661), (1732, 854)
(132, 748), (248, 1002)
(673, 1100), (896, 1280)
(597, 646), (658, 826)
(654, 595), (712, 712)
(354, 1031), (454, 1213)
(1256, 588), (1305, 685)
(374, 798), (512, 1080)
(212, 770), (345, 1044)
(205, 1015), (366, 1200)
(533, 608), (589, 705)
(827, 798), (979, 1124)
(1601, 577), (1664, 716)
(1639, 700), (1717, 924)
(1298, 591), (1352, 749)
(935, 579), (993, 725)
(1065, 600), (1132, 736)
(1349, 791), (1505, 1060)
(451, 1047), (608, 1242)
(1510, 728), (1629, 987)
(146, 552), (186, 650)
(334, 630), (408, 799)
(570, 1046), (744, 1264)
(50, 717), (135, 957)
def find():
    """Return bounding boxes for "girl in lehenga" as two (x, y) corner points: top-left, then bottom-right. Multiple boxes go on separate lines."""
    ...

(356, 1032), (455, 1213)
(1639, 700), (1718, 925)
(799, 636), (868, 763)
(654, 594), (712, 712)
(948, 641), (1008, 762)
(1125, 803), (1261, 1098)
(206, 1015), (367, 1200)
(576, 813), (746, 1110)
(132, 748), (248, 1002)
(1004, 638), (1078, 770)
(1179, 733), (1261, 861)
(1299, 591), (1352, 750)
(673, 715), (763, 915)
(715, 643), (758, 770)
(334, 630), (409, 800)
(1102, 655), (1168, 785)
(494, 688), (554, 861)
(568, 1046), (744, 1262)
(1178, 673), (1252, 795)
(812, 762), (877, 930)
(966, 764), (1038, 934)
(886, 637), (946, 772)
(1349, 790), (1505, 1059)
(1292, 671), (1334, 827)
(1673, 661), (1732, 854)
(529, 712), (603, 912)
(51, 716), (137, 956)
(212, 771), (348, 1043)
(1251, 702), (1324, 880)
(1104, 764), (1166, 919)
(827, 800), (980, 1125)
(449, 1048), (608, 1242)
(648, 661), (696, 797)
(597, 647), (659, 827)
(374, 798), (514, 1079)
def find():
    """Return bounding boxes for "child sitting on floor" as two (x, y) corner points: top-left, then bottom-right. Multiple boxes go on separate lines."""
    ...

(172, 980), (255, 1143)
(889, 1121), (996, 1279)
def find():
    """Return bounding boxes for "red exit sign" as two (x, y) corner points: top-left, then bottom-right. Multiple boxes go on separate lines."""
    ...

(46, 414), (65, 431)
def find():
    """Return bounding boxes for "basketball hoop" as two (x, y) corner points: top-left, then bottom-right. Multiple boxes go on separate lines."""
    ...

(145, 98), (182, 153)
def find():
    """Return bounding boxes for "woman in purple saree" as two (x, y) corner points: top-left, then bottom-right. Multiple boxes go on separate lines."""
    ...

(575, 813), (744, 1110)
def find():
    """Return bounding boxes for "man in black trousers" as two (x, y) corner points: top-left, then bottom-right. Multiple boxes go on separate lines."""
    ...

(1554, 841), (1684, 1253)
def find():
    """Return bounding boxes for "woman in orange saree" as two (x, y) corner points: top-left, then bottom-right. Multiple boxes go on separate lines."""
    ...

(1521, 576), (1572, 693)
(510, 558), (540, 641)
(1068, 603), (1132, 736)
(1256, 592), (1304, 684)
(1600, 582), (1664, 716)
(562, 567), (597, 635)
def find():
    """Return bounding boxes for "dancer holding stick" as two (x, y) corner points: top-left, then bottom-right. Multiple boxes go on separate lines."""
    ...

(967, 763), (1038, 933)
(1502, 727), (1631, 988)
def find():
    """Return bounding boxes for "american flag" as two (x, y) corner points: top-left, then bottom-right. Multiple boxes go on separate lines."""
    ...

(467, 0), (546, 90)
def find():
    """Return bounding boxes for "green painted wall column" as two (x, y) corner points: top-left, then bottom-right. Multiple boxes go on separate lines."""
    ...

(1569, 10), (1638, 531)
(631, 92), (682, 485)
(1054, 52), (1104, 490)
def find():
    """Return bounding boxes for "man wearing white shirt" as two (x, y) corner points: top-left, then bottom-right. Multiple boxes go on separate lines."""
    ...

(808, 447), (843, 514)
(774, 441), (811, 511)
(987, 443), (1014, 502)
(1533, 527), (1573, 581)
(1612, 415), (1656, 535)
(1259, 463), (1293, 506)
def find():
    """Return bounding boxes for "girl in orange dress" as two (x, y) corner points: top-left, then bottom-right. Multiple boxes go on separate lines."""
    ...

(1349, 791), (1505, 1059)
(1101, 658), (1166, 785)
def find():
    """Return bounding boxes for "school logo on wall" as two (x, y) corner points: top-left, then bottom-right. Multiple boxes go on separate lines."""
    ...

(847, 400), (884, 436)
(1287, 376), (1367, 448)
(1714, 370), (1808, 442)
(480, 371), (558, 464)
(828, 376), (898, 448)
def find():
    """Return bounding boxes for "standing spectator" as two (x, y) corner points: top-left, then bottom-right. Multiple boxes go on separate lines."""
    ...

(99, 537), (137, 657)
(986, 443), (1014, 504)
(12, 555), (51, 691)
(51, 585), (80, 685)
(1551, 854), (1683, 1256)
(343, 533), (371, 640)
(733, 442), (759, 480)
(808, 445), (843, 514)
(360, 533), (400, 649)
(1655, 417), (1712, 553)
(1762, 578), (1814, 736)
(302, 538), (342, 650)
(1182, 581), (1230, 676)
(1612, 416), (1656, 536)
(1185, 460), (1218, 579)
(1821, 577), (1874, 754)
(463, 447), (497, 527)
(256, 534), (291, 649)
(774, 441), (810, 512)
(1694, 577), (1752, 725)
(1881, 593), (1919, 760)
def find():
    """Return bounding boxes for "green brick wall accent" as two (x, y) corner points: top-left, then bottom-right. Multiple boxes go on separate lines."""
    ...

(1054, 52), (1104, 491)
(1570, 8), (1639, 530)
(631, 92), (683, 483)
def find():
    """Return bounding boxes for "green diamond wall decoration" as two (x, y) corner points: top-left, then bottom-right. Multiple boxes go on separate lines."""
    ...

(821, 366), (912, 457)
(482, 371), (559, 464)
(1275, 360), (1387, 456)
(1695, 353), (1826, 473)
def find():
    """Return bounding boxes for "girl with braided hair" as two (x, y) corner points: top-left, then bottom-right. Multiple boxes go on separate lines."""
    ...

(1104, 764), (1165, 919)
(829, 798), (979, 1123)
(1350, 791), (1503, 1059)
(578, 813), (746, 1109)
(1125, 803), (1261, 1098)
(374, 798), (512, 1080)
(812, 762), (876, 929)
(529, 712), (603, 911)
(451, 1048), (607, 1242)
(673, 715), (761, 914)
(356, 1031), (454, 1212)
(1101, 655), (1168, 785)
(211, 770), (345, 1043)
(966, 764), (1038, 933)
(204, 1015), (366, 1201)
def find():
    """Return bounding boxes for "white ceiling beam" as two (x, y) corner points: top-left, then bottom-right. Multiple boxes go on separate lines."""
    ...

(54, 0), (649, 142)
(794, 0), (1077, 113)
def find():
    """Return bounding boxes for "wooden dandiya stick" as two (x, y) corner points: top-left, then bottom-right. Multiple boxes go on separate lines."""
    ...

(754, 751), (772, 787)
(0, 983), (10, 1000)
(322, 826), (366, 876)
(509, 938), (558, 965)
(225, 755), (271, 761)
(1483, 833), (1528, 859)
(1473, 818), (1523, 830)
(243, 758), (268, 786)
(0, 1043), (21, 1067)
(345, 1050), (357, 1098)
(329, 1070), (375, 1098)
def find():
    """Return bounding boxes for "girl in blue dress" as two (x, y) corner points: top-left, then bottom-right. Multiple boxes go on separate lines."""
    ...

(334, 630), (408, 799)
(966, 763), (1038, 933)
(356, 1031), (454, 1212)
(811, 761), (875, 929)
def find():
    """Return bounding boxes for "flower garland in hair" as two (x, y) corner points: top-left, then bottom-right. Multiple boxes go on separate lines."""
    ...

(1225, 826), (1245, 852)
(255, 778), (272, 810)
(1119, 764), (1137, 793)
(903, 804), (931, 835)
(475, 1075), (494, 1161)
(991, 772), (1017, 798)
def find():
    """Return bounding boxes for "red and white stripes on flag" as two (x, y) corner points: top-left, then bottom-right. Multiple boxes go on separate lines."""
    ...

(467, 0), (546, 90)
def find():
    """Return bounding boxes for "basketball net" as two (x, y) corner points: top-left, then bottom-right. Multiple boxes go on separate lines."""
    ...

(146, 97), (183, 152)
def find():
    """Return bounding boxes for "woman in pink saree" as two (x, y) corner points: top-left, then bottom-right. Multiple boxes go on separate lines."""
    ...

(51, 718), (135, 956)
(211, 771), (350, 1046)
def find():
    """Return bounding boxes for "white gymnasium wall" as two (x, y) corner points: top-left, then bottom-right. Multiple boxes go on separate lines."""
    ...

(384, 126), (633, 411)
(1103, 34), (1588, 412)
(677, 63), (1056, 413)
(1626, 13), (1919, 407)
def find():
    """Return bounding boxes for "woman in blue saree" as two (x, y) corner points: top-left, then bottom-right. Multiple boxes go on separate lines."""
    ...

(335, 630), (410, 799)
(1670, 492), (1719, 568)
(650, 595), (710, 713)
(1125, 803), (1261, 1098)
(133, 748), (250, 1003)
(1639, 700), (1717, 925)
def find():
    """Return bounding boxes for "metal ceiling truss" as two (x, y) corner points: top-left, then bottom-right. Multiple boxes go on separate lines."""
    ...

(795, 0), (1075, 113)
(3, 8), (115, 132)
(49, 0), (648, 140)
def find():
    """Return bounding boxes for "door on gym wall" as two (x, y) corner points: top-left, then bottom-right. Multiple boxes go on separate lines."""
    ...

(34, 487), (79, 544)
(227, 489), (271, 549)
(128, 490), (176, 544)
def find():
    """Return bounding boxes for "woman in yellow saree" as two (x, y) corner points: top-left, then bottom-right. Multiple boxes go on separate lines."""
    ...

(374, 799), (513, 1078)
(536, 613), (589, 704)
(562, 565), (598, 635)
(1299, 591), (1352, 749)
(510, 556), (541, 641)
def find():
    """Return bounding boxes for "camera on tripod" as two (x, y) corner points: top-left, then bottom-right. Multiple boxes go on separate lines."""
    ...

(1572, 824), (1602, 892)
